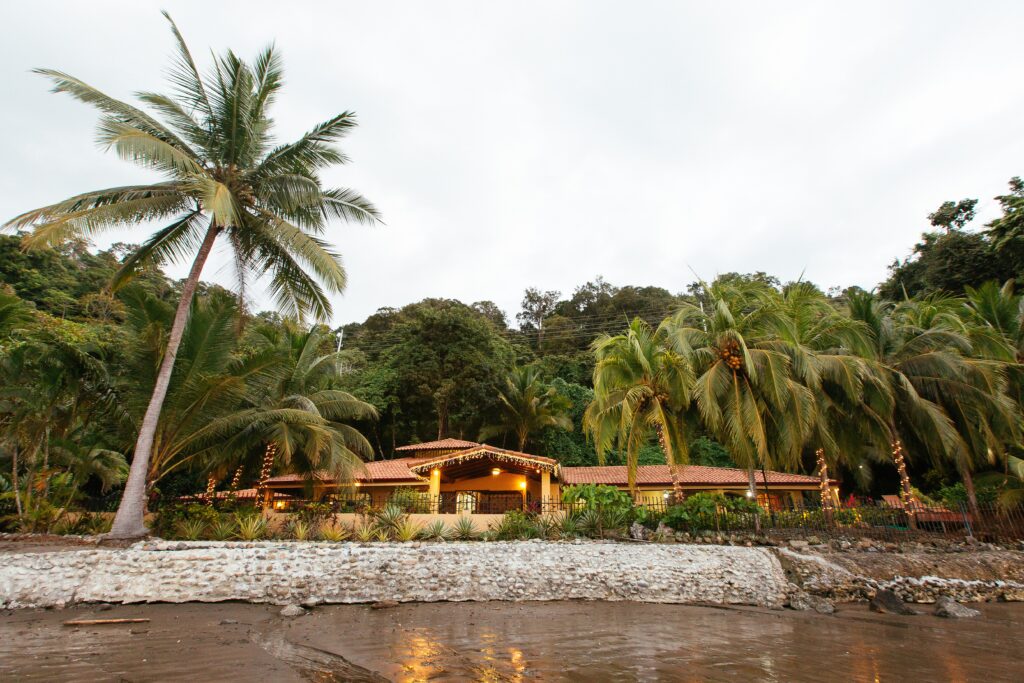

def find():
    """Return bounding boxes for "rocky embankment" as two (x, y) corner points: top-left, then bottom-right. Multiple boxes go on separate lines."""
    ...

(1, 537), (1021, 611)
(0, 540), (789, 609)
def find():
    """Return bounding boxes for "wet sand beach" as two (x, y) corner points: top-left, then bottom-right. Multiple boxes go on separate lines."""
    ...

(1, 600), (1021, 681)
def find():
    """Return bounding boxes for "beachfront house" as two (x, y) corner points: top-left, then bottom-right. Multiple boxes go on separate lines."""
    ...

(260, 439), (832, 513)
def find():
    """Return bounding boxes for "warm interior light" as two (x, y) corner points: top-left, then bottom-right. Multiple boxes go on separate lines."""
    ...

(491, 468), (501, 476)
(432, 468), (440, 475)
(354, 481), (361, 487)
(519, 480), (527, 489)
(745, 490), (754, 498)
(274, 501), (286, 510)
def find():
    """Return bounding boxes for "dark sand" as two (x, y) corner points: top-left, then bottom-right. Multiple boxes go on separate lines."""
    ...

(0, 600), (1020, 681)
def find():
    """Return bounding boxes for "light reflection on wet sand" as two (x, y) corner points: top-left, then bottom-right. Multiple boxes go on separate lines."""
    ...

(1, 600), (1020, 681)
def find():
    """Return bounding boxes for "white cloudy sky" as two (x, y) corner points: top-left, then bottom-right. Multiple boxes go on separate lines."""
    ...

(2, 1), (1023, 327)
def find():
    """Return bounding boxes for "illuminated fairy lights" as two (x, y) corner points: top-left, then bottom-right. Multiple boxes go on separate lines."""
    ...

(815, 448), (833, 510)
(892, 439), (915, 515)
(255, 443), (278, 510)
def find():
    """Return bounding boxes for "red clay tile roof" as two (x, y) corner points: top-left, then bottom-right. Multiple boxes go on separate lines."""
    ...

(560, 465), (822, 487)
(262, 458), (429, 485)
(395, 438), (480, 452)
(408, 445), (559, 473)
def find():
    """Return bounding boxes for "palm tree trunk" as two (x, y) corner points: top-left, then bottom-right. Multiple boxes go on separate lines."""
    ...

(891, 438), (918, 531)
(747, 466), (761, 534)
(108, 221), (220, 539)
(655, 422), (684, 504)
(11, 444), (22, 519)
(961, 466), (981, 521)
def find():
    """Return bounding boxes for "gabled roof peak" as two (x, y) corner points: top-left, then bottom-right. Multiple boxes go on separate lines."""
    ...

(394, 438), (480, 452)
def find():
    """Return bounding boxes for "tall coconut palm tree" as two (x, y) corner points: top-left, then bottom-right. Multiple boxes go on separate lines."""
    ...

(845, 292), (1000, 514)
(4, 14), (380, 537)
(775, 284), (886, 506)
(584, 318), (693, 499)
(663, 281), (814, 517)
(479, 366), (572, 452)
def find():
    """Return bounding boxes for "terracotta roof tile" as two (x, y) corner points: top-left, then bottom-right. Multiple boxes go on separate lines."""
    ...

(395, 438), (480, 452)
(560, 465), (821, 486)
(262, 457), (429, 485)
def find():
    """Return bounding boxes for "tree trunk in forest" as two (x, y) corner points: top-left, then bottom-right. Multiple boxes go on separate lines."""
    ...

(747, 466), (761, 534)
(108, 222), (220, 539)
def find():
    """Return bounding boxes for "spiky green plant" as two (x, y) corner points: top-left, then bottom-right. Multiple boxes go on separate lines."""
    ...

(450, 516), (478, 541)
(289, 518), (313, 541)
(234, 513), (268, 541)
(373, 528), (391, 542)
(209, 517), (237, 541)
(558, 512), (581, 539)
(175, 517), (207, 541)
(354, 524), (376, 542)
(373, 503), (407, 535)
(3, 12), (381, 539)
(394, 519), (422, 542)
(419, 519), (450, 541)
(318, 521), (351, 542)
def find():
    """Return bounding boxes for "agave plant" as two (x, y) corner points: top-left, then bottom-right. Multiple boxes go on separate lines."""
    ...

(373, 503), (407, 535)
(209, 517), (237, 541)
(373, 528), (392, 542)
(354, 523), (376, 542)
(394, 519), (422, 542)
(175, 517), (208, 541)
(318, 521), (351, 542)
(288, 519), (313, 541)
(419, 519), (449, 541)
(234, 513), (268, 541)
(558, 512), (581, 539)
(450, 516), (478, 541)
(530, 515), (558, 540)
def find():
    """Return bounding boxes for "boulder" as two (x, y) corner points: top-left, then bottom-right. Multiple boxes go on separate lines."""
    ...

(934, 596), (981, 619)
(279, 604), (306, 617)
(788, 590), (835, 614)
(869, 589), (918, 615)
(788, 540), (809, 550)
(629, 522), (648, 541)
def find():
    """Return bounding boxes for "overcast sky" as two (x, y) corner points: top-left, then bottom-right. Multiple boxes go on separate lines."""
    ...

(2, 1), (1023, 327)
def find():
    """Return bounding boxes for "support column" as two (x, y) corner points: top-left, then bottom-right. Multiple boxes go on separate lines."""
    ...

(429, 468), (441, 514)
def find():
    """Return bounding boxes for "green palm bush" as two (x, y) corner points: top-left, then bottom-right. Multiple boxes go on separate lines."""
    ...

(4, 12), (380, 539)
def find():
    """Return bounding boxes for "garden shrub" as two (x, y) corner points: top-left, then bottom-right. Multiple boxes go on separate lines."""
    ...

(153, 503), (218, 538)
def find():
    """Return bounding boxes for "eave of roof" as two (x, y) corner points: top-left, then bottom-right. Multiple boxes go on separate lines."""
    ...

(408, 445), (559, 474)
(560, 465), (825, 487)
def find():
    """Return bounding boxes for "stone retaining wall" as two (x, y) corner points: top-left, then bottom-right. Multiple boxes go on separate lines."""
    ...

(0, 540), (790, 609)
